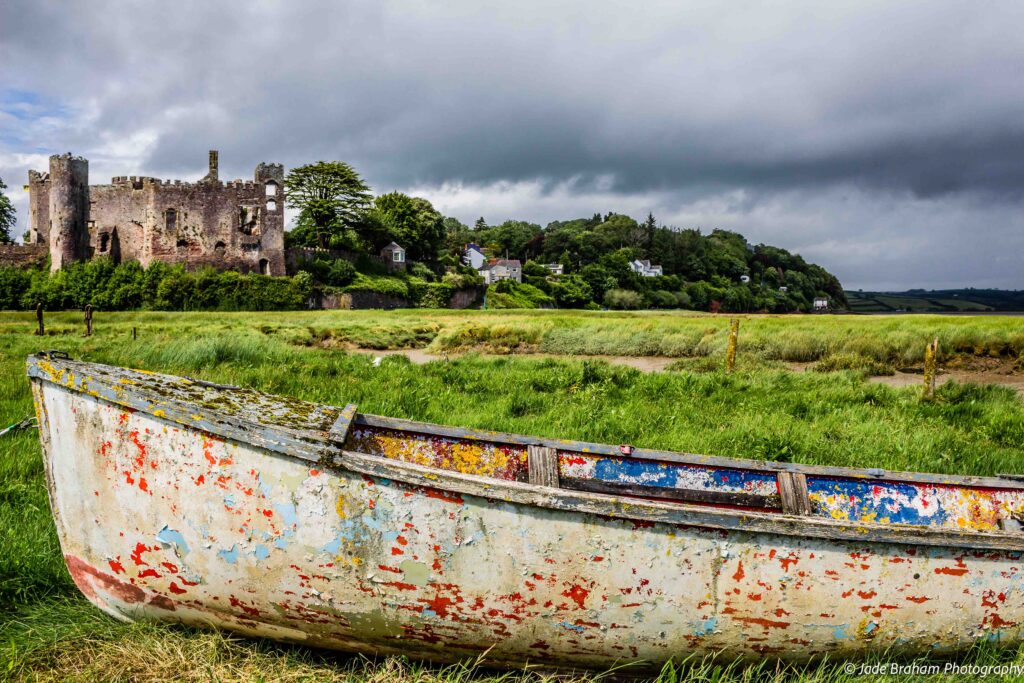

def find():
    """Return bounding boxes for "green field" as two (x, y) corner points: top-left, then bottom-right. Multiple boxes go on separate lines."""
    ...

(2, 310), (1024, 681)
(846, 289), (1024, 313)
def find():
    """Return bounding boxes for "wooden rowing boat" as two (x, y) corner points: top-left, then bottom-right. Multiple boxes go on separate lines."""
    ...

(27, 352), (1024, 669)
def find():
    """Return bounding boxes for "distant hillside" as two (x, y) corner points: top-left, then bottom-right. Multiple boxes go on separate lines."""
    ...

(846, 289), (1024, 312)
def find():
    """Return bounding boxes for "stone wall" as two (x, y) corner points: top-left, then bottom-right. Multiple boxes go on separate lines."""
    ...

(316, 291), (409, 310)
(27, 151), (286, 275)
(449, 286), (485, 309)
(0, 244), (47, 267)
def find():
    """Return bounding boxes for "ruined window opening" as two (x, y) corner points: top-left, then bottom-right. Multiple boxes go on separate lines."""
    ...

(214, 241), (226, 256)
(259, 258), (270, 275)
(239, 206), (260, 235)
(265, 180), (278, 197)
(267, 198), (277, 212)
(165, 208), (177, 231)
(176, 238), (189, 248)
(99, 233), (109, 253)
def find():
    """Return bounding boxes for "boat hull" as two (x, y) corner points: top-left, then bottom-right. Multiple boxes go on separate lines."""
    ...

(32, 377), (1024, 669)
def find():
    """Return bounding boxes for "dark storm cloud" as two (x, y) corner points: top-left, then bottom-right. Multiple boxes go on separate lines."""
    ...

(1, 0), (1023, 288)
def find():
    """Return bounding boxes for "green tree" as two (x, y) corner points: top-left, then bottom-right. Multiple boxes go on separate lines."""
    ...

(551, 274), (594, 308)
(643, 212), (656, 250)
(0, 176), (16, 243)
(284, 162), (372, 249)
(370, 192), (445, 262)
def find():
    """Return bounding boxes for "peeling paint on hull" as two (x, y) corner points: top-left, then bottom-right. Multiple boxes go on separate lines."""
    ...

(27, 355), (1024, 669)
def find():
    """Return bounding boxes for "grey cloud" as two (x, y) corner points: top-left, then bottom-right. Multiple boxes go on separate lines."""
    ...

(1, 0), (1023, 288)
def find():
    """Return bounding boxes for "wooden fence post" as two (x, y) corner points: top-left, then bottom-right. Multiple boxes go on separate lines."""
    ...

(84, 305), (93, 337)
(725, 318), (740, 374)
(35, 303), (44, 336)
(923, 337), (938, 400)
(132, 327), (137, 341)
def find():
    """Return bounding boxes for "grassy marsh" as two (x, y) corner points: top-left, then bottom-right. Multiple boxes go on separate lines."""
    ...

(1, 310), (1023, 681)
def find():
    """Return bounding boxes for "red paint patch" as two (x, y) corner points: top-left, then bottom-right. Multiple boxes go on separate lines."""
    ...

(130, 543), (153, 566)
(65, 554), (145, 604)
(423, 488), (464, 505)
(905, 595), (930, 603)
(168, 582), (187, 595)
(733, 561), (745, 582)
(562, 584), (589, 610)
(108, 559), (125, 574)
(735, 616), (791, 630)
(935, 567), (968, 576)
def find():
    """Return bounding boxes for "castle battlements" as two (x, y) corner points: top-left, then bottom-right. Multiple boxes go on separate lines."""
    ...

(27, 150), (286, 276)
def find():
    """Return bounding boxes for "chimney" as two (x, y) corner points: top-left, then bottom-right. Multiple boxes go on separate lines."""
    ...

(207, 150), (219, 182)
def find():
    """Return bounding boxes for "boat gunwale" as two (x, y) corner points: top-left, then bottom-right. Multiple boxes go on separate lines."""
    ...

(24, 354), (1024, 551)
(353, 413), (1024, 491)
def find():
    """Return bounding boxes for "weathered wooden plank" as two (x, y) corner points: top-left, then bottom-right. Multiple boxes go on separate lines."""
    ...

(528, 445), (559, 488)
(561, 476), (782, 509)
(328, 403), (360, 445)
(778, 471), (811, 515)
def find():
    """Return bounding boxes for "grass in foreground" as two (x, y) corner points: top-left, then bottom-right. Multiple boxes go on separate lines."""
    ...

(1, 310), (1023, 680)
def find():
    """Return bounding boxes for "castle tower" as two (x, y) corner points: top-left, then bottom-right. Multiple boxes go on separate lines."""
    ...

(48, 154), (89, 272)
(202, 150), (219, 183)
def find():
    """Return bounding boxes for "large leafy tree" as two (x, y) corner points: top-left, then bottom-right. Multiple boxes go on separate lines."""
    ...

(284, 162), (371, 249)
(0, 176), (16, 244)
(369, 192), (445, 262)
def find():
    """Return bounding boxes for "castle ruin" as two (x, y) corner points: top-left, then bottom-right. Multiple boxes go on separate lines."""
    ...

(22, 150), (285, 275)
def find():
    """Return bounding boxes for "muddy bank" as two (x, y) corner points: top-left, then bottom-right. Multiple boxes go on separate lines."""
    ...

(349, 348), (680, 372)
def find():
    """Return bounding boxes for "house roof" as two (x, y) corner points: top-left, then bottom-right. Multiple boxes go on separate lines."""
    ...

(480, 259), (521, 270)
(465, 243), (485, 254)
(381, 242), (404, 252)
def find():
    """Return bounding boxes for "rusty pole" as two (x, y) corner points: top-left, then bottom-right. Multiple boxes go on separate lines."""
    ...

(35, 303), (44, 336)
(922, 337), (938, 400)
(725, 318), (740, 374)
(84, 304), (93, 337)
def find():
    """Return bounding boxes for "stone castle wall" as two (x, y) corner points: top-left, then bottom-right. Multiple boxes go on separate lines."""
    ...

(26, 151), (285, 275)
(0, 243), (47, 267)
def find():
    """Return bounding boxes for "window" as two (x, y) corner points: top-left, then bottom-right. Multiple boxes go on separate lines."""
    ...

(265, 180), (278, 197)
(393, 251), (404, 262)
(266, 198), (277, 212)
(214, 241), (226, 256)
(99, 233), (109, 253)
(259, 258), (270, 275)
(238, 206), (260, 235)
(165, 208), (177, 231)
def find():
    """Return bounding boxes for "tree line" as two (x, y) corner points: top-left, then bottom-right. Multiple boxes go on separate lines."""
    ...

(282, 162), (846, 312)
(0, 162), (846, 312)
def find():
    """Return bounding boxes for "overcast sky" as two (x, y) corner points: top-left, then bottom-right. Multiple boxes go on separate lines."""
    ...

(2, 1), (1022, 290)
